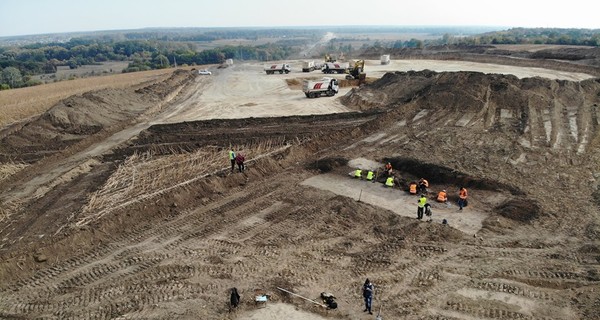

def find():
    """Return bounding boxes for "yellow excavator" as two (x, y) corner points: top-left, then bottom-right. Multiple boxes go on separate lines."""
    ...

(345, 59), (365, 81)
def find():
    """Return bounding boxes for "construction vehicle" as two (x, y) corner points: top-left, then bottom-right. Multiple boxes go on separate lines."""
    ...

(324, 54), (336, 63)
(302, 77), (339, 98)
(345, 60), (365, 80)
(264, 63), (291, 74)
(380, 54), (390, 65)
(322, 62), (349, 74)
(302, 61), (316, 72)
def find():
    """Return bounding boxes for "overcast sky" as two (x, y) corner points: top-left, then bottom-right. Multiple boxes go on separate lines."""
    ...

(0, 0), (598, 37)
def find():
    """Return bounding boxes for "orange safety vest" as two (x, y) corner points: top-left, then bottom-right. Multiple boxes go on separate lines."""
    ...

(409, 183), (417, 194)
(437, 191), (447, 202)
(459, 188), (468, 199)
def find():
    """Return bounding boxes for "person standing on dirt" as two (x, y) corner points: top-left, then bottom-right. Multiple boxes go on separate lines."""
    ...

(228, 149), (236, 172)
(235, 152), (245, 173)
(417, 194), (427, 219)
(458, 187), (468, 210)
(362, 278), (374, 315)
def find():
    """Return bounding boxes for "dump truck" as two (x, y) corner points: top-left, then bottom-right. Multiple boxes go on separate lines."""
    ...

(380, 54), (391, 65)
(302, 61), (316, 72)
(265, 63), (291, 74)
(302, 77), (339, 98)
(322, 62), (349, 74)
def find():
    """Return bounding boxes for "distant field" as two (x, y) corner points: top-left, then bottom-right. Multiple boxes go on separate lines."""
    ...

(0, 66), (194, 127)
(32, 61), (130, 83)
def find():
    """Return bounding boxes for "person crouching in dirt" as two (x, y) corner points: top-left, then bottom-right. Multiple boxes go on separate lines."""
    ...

(424, 203), (432, 222)
(437, 189), (448, 203)
(384, 162), (393, 176)
(354, 168), (363, 179)
(235, 152), (245, 172)
(409, 181), (418, 195)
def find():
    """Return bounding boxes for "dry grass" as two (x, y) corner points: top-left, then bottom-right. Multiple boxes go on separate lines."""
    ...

(75, 139), (289, 227)
(0, 163), (29, 224)
(0, 162), (28, 183)
(0, 66), (196, 128)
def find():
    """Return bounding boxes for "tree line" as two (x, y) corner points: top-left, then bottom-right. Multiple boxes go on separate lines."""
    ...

(0, 37), (301, 90)
(460, 28), (600, 46)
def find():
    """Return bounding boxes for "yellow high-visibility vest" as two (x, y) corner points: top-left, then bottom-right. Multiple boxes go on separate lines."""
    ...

(385, 177), (394, 187)
(354, 169), (362, 178)
(366, 171), (374, 180)
(418, 196), (427, 207)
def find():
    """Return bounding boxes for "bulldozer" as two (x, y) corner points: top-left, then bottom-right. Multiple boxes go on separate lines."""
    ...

(345, 59), (365, 82)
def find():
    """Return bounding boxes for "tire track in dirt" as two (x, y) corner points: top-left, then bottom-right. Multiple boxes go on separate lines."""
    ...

(0, 176), (287, 318)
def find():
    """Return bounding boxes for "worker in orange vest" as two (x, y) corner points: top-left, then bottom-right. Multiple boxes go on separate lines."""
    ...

(458, 187), (468, 210)
(437, 190), (447, 203)
(409, 181), (418, 195)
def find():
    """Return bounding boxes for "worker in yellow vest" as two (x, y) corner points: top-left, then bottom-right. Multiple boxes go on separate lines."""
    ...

(417, 194), (427, 219)
(354, 169), (362, 179)
(385, 176), (394, 187)
(366, 170), (374, 181)
(228, 149), (236, 172)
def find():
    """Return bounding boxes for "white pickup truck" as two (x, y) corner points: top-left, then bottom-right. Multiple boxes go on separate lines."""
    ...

(302, 77), (339, 98)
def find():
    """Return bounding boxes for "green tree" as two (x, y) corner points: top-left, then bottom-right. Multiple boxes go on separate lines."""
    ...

(2, 67), (23, 88)
(153, 54), (170, 68)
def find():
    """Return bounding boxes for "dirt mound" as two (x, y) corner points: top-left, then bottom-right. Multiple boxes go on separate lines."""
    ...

(494, 198), (542, 222)
(305, 157), (349, 172)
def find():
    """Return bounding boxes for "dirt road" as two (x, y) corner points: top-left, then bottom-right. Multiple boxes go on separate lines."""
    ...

(0, 56), (599, 320)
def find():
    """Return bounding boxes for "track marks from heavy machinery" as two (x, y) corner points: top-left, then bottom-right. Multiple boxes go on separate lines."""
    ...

(1, 171), (593, 319)
(0, 177), (287, 318)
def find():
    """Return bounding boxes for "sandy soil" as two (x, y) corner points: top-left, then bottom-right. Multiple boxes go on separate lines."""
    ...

(0, 49), (599, 320)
